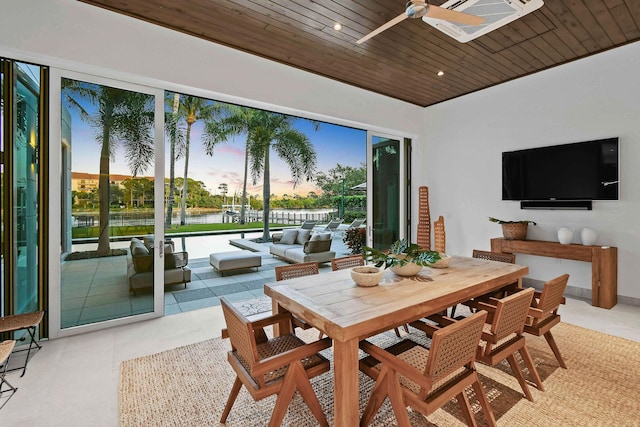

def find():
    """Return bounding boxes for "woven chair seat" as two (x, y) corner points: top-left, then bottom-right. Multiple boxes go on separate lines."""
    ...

(0, 311), (44, 334)
(235, 334), (328, 384)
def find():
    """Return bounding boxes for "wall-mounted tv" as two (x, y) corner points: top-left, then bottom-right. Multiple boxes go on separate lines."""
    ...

(502, 138), (619, 201)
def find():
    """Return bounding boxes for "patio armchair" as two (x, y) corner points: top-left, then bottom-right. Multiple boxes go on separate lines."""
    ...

(219, 297), (331, 426)
(0, 340), (17, 409)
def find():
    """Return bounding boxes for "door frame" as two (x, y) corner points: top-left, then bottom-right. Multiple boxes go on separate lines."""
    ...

(48, 68), (165, 338)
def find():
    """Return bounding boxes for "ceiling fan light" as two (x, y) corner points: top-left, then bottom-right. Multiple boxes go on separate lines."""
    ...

(406, 1), (428, 19)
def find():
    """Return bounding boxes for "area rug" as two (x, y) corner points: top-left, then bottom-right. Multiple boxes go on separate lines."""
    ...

(119, 323), (640, 426)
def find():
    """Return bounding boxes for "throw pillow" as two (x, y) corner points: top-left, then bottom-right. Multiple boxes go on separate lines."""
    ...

(310, 232), (331, 241)
(279, 229), (298, 245)
(295, 229), (312, 245)
(131, 241), (149, 256)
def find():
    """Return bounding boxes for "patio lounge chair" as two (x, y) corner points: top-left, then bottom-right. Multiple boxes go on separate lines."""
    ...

(317, 218), (343, 233)
(299, 220), (318, 230)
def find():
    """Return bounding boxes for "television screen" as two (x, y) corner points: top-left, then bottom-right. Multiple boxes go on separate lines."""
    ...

(502, 138), (619, 201)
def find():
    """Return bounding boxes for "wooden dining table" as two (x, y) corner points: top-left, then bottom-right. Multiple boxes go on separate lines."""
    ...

(264, 255), (529, 426)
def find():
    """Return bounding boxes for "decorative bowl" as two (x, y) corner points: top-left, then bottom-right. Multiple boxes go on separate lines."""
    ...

(350, 266), (385, 287)
(431, 253), (452, 269)
(390, 262), (423, 277)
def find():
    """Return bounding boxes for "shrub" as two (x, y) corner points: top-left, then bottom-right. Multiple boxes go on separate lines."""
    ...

(343, 227), (366, 254)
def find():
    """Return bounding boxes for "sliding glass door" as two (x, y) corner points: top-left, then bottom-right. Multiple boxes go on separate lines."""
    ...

(367, 132), (410, 250)
(0, 58), (47, 330)
(50, 70), (164, 337)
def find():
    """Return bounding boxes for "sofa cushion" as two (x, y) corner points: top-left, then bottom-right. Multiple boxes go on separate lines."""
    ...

(310, 232), (332, 241)
(304, 239), (332, 254)
(284, 247), (336, 264)
(131, 240), (149, 257)
(295, 229), (312, 245)
(279, 229), (298, 245)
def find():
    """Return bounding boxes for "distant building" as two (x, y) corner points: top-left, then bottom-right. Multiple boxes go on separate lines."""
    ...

(71, 172), (153, 192)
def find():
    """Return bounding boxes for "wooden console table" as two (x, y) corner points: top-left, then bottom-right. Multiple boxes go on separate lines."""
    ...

(491, 238), (618, 309)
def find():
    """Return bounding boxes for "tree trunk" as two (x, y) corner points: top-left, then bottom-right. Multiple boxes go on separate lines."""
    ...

(180, 122), (192, 226)
(262, 145), (271, 242)
(96, 127), (111, 256)
(239, 144), (249, 225)
(165, 93), (180, 228)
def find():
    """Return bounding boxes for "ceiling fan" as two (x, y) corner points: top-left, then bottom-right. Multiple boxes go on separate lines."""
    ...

(356, 0), (485, 44)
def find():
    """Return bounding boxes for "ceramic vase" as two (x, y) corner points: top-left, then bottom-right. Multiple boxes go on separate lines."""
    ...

(580, 228), (597, 246)
(557, 227), (574, 244)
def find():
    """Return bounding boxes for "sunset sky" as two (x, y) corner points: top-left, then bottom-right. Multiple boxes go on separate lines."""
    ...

(66, 85), (367, 198)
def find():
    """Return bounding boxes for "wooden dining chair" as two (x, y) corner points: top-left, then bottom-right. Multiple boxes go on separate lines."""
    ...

(430, 288), (543, 401)
(331, 254), (364, 271)
(359, 311), (496, 427)
(522, 274), (569, 369)
(450, 250), (517, 318)
(274, 262), (322, 337)
(274, 261), (319, 281)
(219, 297), (331, 426)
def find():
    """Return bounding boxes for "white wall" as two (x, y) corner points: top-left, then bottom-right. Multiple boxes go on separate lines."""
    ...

(0, 0), (422, 135)
(417, 41), (640, 301)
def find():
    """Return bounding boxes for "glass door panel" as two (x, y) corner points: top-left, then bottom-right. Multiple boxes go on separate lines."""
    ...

(59, 76), (158, 329)
(368, 133), (409, 250)
(1, 59), (43, 320)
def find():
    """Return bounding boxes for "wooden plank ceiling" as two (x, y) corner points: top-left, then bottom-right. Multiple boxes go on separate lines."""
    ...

(79, 0), (640, 107)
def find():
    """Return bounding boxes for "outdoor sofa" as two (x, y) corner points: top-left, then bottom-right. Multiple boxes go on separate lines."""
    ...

(127, 237), (191, 295)
(269, 228), (335, 264)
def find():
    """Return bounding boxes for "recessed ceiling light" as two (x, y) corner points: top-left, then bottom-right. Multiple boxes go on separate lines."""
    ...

(437, 70), (445, 77)
(333, 23), (343, 31)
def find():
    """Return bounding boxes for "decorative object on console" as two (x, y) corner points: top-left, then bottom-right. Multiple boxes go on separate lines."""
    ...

(363, 239), (441, 277)
(489, 217), (537, 240)
(557, 227), (574, 244)
(580, 228), (597, 246)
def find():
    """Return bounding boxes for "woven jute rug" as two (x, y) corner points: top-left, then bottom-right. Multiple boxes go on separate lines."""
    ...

(120, 322), (640, 426)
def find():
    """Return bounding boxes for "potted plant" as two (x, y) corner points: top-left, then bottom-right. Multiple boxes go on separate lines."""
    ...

(363, 239), (441, 276)
(489, 217), (537, 240)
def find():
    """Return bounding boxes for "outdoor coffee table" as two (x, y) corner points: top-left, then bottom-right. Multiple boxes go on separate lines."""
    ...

(264, 256), (528, 426)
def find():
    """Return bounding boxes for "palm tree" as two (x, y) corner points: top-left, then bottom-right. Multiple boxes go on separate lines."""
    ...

(202, 105), (254, 224)
(176, 96), (219, 225)
(204, 108), (318, 241)
(63, 80), (154, 255)
(164, 92), (185, 228)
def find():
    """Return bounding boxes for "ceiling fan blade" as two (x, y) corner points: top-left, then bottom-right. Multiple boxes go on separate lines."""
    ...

(357, 13), (408, 44)
(425, 5), (485, 26)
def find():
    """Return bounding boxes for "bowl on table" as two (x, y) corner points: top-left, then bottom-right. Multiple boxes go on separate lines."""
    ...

(351, 266), (385, 287)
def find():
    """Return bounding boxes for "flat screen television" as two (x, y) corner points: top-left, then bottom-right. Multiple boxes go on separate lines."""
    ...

(502, 138), (619, 201)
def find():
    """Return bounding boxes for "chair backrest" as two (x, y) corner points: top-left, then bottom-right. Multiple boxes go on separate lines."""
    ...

(424, 310), (487, 383)
(220, 297), (259, 368)
(331, 255), (365, 271)
(348, 218), (365, 229)
(490, 287), (535, 339)
(324, 219), (343, 231)
(537, 274), (569, 314)
(472, 249), (516, 264)
(275, 261), (319, 281)
(300, 220), (318, 230)
(434, 216), (446, 253)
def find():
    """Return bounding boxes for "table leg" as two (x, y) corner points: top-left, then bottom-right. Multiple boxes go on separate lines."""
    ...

(333, 338), (360, 426)
(271, 301), (292, 337)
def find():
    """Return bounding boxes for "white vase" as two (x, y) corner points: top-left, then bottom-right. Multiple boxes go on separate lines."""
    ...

(580, 228), (597, 246)
(557, 227), (574, 244)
